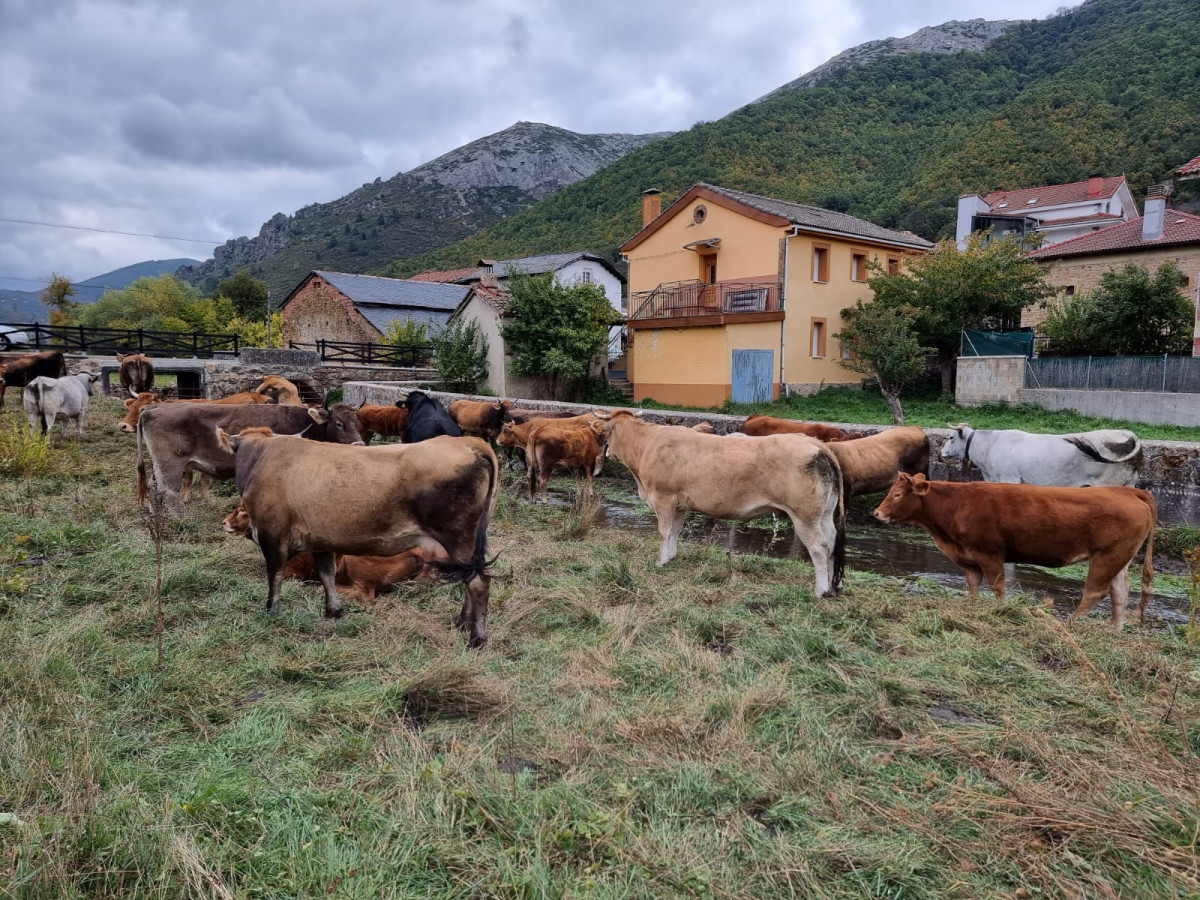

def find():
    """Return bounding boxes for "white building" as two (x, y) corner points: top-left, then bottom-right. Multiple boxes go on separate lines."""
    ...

(956, 175), (1139, 249)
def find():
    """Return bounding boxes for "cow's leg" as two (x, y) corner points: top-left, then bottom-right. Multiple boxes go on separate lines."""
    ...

(463, 572), (491, 648)
(1108, 565), (1131, 630)
(655, 505), (686, 566)
(313, 551), (342, 619)
(199, 473), (212, 501)
(180, 470), (193, 504)
(527, 457), (538, 502)
(964, 566), (983, 602)
(790, 514), (833, 597)
(260, 541), (288, 612)
(980, 561), (1006, 601)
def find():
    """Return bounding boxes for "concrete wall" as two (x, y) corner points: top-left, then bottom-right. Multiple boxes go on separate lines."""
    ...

(956, 356), (1025, 405)
(1023, 388), (1200, 428)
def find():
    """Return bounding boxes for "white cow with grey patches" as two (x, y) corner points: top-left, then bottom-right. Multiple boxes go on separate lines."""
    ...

(23, 373), (97, 438)
(940, 423), (1142, 487)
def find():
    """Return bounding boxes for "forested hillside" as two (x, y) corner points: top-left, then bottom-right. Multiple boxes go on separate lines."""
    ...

(384, 0), (1200, 277)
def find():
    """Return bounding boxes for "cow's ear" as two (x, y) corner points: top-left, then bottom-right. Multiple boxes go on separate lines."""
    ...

(898, 472), (913, 485)
(590, 420), (605, 434)
(216, 427), (237, 452)
(912, 477), (931, 496)
(124, 398), (135, 408)
(308, 406), (330, 423)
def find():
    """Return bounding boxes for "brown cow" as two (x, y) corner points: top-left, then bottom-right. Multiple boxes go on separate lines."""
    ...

(118, 390), (273, 433)
(526, 419), (609, 501)
(356, 404), (408, 444)
(137, 402), (364, 510)
(742, 414), (862, 442)
(873, 473), (1156, 628)
(449, 398), (514, 441)
(217, 429), (498, 645)
(503, 408), (581, 425)
(828, 426), (930, 498)
(599, 413), (846, 595)
(0, 350), (66, 408)
(254, 375), (303, 405)
(116, 353), (154, 397)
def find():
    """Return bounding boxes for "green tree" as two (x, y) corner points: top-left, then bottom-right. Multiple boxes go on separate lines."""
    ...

(225, 312), (284, 349)
(500, 273), (616, 400)
(382, 315), (431, 346)
(70, 276), (234, 334)
(432, 318), (489, 392)
(41, 273), (77, 325)
(835, 301), (931, 424)
(867, 235), (1053, 391)
(1042, 261), (1192, 357)
(216, 270), (269, 319)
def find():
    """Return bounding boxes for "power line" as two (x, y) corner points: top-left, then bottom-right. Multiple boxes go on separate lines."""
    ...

(0, 216), (219, 244)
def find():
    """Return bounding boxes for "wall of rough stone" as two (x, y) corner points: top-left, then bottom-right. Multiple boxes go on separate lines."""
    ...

(281, 274), (381, 345)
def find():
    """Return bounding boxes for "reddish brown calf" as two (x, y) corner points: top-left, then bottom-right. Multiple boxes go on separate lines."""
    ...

(742, 414), (861, 442)
(355, 404), (409, 444)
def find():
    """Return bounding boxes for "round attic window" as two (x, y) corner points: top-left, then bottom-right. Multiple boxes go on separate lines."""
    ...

(693, 204), (707, 225)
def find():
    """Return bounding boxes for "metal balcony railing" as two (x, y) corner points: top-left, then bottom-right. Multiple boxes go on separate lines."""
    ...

(628, 280), (783, 321)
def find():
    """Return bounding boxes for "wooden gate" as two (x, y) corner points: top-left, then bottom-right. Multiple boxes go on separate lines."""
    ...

(731, 349), (774, 404)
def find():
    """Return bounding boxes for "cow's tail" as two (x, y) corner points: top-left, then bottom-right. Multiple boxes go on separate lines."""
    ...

(830, 452), (847, 594)
(1140, 489), (1157, 601)
(33, 379), (46, 434)
(430, 445), (500, 584)
(135, 416), (148, 505)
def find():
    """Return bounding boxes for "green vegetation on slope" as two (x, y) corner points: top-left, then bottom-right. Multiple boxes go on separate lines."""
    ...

(384, 0), (1200, 277)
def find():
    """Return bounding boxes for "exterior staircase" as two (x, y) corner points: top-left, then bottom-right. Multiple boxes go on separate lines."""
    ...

(608, 352), (633, 399)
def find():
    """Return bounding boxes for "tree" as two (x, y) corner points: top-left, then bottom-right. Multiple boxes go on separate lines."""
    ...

(835, 301), (931, 424)
(432, 318), (489, 392)
(500, 273), (616, 400)
(216, 270), (269, 319)
(866, 235), (1053, 392)
(41, 273), (77, 325)
(1041, 261), (1192, 357)
(382, 315), (431, 346)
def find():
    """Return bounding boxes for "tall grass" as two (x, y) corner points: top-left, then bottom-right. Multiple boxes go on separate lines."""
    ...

(0, 421), (60, 476)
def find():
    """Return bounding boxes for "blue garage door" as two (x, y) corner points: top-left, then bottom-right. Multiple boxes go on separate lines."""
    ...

(731, 349), (774, 404)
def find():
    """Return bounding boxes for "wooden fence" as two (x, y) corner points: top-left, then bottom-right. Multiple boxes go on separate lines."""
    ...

(288, 339), (434, 368)
(1, 323), (239, 358)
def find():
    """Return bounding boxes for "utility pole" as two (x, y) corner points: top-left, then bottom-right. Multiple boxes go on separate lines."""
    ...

(265, 289), (272, 348)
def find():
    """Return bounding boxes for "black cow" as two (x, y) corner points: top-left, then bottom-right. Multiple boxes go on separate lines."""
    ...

(401, 391), (462, 443)
(0, 350), (67, 408)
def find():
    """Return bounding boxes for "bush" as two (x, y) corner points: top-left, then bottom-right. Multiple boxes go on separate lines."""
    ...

(0, 423), (60, 476)
(432, 319), (489, 391)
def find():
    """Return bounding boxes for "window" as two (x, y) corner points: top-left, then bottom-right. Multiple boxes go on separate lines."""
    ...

(810, 318), (826, 358)
(812, 245), (830, 283)
(886, 257), (900, 276)
(579, 269), (593, 283)
(851, 252), (868, 282)
(841, 339), (852, 360)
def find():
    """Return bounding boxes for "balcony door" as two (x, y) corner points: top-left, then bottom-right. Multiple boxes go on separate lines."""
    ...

(699, 252), (719, 310)
(732, 349), (774, 404)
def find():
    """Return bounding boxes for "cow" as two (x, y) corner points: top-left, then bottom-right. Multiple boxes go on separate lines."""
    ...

(137, 403), (364, 511)
(691, 422), (717, 434)
(0, 350), (66, 408)
(498, 407), (591, 464)
(827, 426), (930, 498)
(254, 375), (304, 406)
(116, 353), (154, 397)
(356, 404), (409, 444)
(599, 413), (846, 596)
(217, 427), (498, 645)
(449, 398), (514, 441)
(401, 391), (462, 443)
(940, 424), (1142, 487)
(526, 419), (609, 501)
(23, 372), (97, 437)
(742, 414), (862, 442)
(224, 499), (431, 600)
(873, 473), (1157, 628)
(496, 412), (608, 472)
(118, 389), (275, 434)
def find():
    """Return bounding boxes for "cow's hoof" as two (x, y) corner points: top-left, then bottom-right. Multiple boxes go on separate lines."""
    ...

(325, 607), (344, 619)
(467, 635), (487, 649)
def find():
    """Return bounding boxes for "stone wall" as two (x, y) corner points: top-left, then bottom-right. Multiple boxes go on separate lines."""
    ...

(955, 356), (1025, 405)
(281, 274), (381, 345)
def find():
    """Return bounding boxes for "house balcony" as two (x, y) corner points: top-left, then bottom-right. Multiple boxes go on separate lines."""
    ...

(627, 279), (784, 329)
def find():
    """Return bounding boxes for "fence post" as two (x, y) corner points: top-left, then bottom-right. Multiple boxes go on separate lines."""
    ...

(192, 332), (198, 358)
(367, 343), (373, 365)
(1085, 356), (1091, 389)
(138, 329), (144, 354)
(34, 324), (43, 350)
(1163, 354), (1168, 393)
(234, 335), (240, 355)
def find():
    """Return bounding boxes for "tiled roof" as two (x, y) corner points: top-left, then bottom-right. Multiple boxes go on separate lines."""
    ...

(1178, 155), (1200, 177)
(699, 183), (934, 250)
(409, 267), (481, 283)
(1035, 212), (1124, 228)
(355, 305), (454, 335)
(1028, 212), (1200, 259)
(471, 283), (511, 314)
(314, 271), (470, 311)
(982, 176), (1126, 213)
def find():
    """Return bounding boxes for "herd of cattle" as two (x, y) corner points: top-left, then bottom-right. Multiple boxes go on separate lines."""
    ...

(0, 349), (1161, 646)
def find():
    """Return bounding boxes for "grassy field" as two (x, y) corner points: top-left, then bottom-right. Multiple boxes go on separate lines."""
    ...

(639, 386), (1200, 444)
(2, 396), (1199, 899)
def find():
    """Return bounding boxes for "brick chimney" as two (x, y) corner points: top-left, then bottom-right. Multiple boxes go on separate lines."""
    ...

(480, 271), (499, 289)
(1087, 174), (1104, 197)
(641, 188), (662, 227)
(1142, 183), (1172, 241)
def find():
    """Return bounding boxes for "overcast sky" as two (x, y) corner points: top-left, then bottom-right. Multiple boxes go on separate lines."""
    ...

(0, 0), (1068, 293)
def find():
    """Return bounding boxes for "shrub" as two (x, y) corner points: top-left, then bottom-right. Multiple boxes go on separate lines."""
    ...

(0, 423), (59, 476)
(432, 318), (489, 391)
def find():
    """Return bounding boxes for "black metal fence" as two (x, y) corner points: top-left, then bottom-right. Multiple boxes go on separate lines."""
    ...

(1, 322), (238, 357)
(289, 339), (434, 368)
(1026, 355), (1200, 393)
(629, 280), (783, 321)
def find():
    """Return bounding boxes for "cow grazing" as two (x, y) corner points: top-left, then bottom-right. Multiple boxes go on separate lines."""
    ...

(742, 414), (862, 442)
(402, 391), (462, 443)
(526, 420), (609, 501)
(254, 375), (304, 406)
(941, 424), (1142, 487)
(218, 428), (498, 645)
(356, 404), (409, 444)
(449, 398), (514, 441)
(828, 426), (930, 498)
(116, 354), (154, 397)
(874, 473), (1156, 628)
(0, 350), (66, 408)
(600, 413), (846, 595)
(137, 403), (364, 510)
(691, 421), (717, 434)
(23, 373), (97, 437)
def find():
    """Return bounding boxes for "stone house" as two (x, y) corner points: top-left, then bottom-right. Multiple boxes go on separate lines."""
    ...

(280, 270), (472, 346)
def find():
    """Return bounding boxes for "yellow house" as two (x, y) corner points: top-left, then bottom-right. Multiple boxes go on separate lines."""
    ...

(620, 183), (932, 406)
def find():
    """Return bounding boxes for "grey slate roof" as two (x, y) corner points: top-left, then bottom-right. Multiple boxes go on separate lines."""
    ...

(699, 184), (934, 250)
(479, 251), (626, 283)
(355, 304), (454, 335)
(315, 270), (471, 311)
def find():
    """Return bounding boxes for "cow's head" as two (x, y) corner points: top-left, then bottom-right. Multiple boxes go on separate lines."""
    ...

(692, 421), (716, 434)
(940, 423), (974, 466)
(317, 403), (366, 445)
(255, 375), (302, 406)
(79, 372), (97, 395)
(589, 420), (610, 474)
(873, 473), (930, 523)
(118, 391), (161, 433)
(223, 500), (252, 538)
(494, 399), (514, 413)
(496, 421), (521, 448)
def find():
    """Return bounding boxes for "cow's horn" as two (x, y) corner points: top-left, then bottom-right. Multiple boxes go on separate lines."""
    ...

(592, 409), (611, 419)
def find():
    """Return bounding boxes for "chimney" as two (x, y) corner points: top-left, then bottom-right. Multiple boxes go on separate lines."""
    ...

(1142, 183), (1172, 241)
(641, 188), (662, 227)
(1087, 174), (1104, 197)
(480, 271), (499, 289)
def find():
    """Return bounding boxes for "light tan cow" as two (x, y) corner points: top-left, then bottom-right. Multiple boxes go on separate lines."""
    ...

(599, 413), (846, 595)
(254, 375), (304, 405)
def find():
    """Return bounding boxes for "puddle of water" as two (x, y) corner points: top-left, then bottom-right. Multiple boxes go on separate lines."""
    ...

(533, 477), (1189, 626)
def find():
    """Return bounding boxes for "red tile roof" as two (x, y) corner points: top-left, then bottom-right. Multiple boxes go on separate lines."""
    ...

(409, 267), (480, 283)
(983, 176), (1127, 213)
(470, 282), (510, 314)
(1178, 155), (1200, 176)
(1028, 211), (1200, 259)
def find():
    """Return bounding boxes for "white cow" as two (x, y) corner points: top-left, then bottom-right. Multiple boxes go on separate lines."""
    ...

(940, 423), (1142, 487)
(23, 373), (97, 438)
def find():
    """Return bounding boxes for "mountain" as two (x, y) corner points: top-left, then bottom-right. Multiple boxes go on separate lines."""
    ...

(0, 258), (201, 324)
(384, 0), (1200, 277)
(175, 122), (671, 299)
